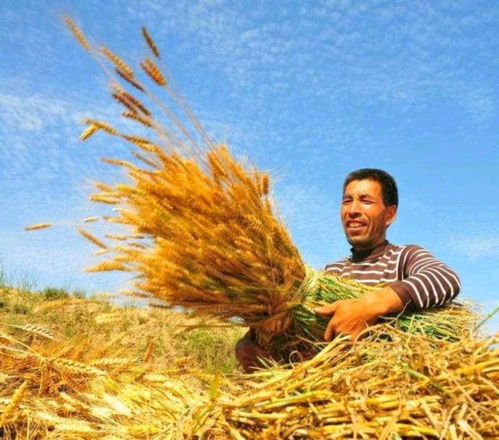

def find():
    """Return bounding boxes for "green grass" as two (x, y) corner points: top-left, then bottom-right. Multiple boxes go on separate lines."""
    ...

(42, 287), (70, 300)
(178, 325), (242, 374)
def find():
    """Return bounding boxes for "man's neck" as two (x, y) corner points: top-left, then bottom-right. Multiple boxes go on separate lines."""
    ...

(351, 239), (389, 262)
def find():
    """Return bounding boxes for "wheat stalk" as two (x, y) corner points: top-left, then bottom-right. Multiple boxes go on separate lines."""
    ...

(80, 123), (99, 141)
(141, 26), (160, 58)
(78, 228), (108, 249)
(51, 358), (106, 376)
(114, 67), (146, 92)
(0, 381), (28, 426)
(63, 16), (91, 51)
(11, 324), (57, 341)
(24, 222), (51, 231)
(140, 58), (167, 86)
(100, 47), (134, 77)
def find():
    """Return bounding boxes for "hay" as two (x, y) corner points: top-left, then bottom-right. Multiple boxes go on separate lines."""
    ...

(0, 317), (497, 439)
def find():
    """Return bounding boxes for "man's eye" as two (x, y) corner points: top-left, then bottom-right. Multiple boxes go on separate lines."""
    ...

(342, 199), (351, 204)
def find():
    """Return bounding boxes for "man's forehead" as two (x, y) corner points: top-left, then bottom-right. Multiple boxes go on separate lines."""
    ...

(343, 179), (382, 196)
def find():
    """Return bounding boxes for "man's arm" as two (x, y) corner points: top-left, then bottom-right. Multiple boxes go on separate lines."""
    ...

(316, 286), (403, 341)
(235, 329), (272, 373)
(317, 246), (461, 340)
(389, 245), (461, 309)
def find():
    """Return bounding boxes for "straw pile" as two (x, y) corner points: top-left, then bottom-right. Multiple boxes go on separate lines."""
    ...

(0, 312), (203, 439)
(202, 327), (499, 439)
(0, 305), (497, 439)
(0, 289), (242, 439)
(51, 17), (476, 356)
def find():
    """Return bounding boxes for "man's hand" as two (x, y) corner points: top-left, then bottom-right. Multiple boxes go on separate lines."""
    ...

(315, 286), (404, 341)
(235, 329), (272, 373)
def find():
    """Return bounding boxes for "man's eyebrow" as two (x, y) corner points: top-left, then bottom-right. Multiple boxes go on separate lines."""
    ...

(343, 193), (375, 199)
(359, 193), (375, 199)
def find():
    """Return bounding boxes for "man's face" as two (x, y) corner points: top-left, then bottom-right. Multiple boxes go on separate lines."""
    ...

(341, 179), (396, 250)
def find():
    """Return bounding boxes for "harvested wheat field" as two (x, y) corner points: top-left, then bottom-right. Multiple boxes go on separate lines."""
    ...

(10, 17), (498, 439)
(0, 288), (497, 439)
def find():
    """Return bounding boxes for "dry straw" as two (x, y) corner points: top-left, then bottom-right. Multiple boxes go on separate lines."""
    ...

(194, 328), (499, 439)
(0, 319), (496, 439)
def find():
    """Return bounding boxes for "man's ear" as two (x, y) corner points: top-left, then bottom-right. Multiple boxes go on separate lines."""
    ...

(385, 205), (397, 227)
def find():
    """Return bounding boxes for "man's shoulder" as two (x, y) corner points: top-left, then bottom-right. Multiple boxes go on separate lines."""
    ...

(324, 256), (350, 271)
(387, 243), (421, 250)
(396, 244), (431, 255)
(388, 243), (429, 254)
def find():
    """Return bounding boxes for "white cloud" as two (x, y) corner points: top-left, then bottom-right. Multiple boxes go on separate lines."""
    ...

(451, 236), (499, 260)
(112, 0), (497, 130)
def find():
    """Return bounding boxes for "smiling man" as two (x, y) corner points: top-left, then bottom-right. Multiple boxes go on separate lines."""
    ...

(236, 168), (461, 371)
(316, 168), (461, 341)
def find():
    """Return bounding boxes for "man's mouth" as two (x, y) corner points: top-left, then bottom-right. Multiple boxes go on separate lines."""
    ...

(346, 221), (367, 230)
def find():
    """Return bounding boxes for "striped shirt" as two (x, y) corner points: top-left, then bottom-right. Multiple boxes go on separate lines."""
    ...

(324, 241), (461, 310)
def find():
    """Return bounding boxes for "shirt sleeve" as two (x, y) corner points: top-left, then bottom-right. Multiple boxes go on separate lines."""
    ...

(388, 245), (461, 309)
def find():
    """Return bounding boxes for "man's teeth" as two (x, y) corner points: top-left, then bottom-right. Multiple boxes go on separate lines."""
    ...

(348, 222), (364, 227)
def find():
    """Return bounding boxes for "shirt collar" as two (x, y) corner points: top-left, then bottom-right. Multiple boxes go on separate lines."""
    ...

(350, 240), (390, 262)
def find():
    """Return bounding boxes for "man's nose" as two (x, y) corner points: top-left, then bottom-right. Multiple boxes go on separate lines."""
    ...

(347, 200), (362, 216)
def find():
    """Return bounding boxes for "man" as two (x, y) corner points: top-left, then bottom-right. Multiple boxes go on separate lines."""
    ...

(236, 168), (461, 372)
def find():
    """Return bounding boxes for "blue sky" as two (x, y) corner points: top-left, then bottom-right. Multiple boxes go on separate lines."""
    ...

(1, 1), (498, 331)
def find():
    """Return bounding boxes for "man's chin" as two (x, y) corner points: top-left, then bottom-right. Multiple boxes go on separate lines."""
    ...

(346, 236), (370, 248)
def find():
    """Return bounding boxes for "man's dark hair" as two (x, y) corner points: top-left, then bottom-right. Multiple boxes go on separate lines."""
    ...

(343, 168), (398, 207)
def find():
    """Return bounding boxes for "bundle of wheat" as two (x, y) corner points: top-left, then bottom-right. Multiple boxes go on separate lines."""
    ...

(57, 17), (477, 354)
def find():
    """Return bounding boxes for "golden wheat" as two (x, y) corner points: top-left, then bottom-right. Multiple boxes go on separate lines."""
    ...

(140, 58), (167, 86)
(12, 324), (57, 341)
(114, 67), (146, 92)
(24, 222), (52, 231)
(0, 381), (28, 426)
(63, 16), (91, 51)
(80, 123), (99, 141)
(100, 46), (134, 77)
(82, 118), (119, 135)
(111, 91), (137, 114)
(122, 110), (153, 127)
(142, 338), (155, 362)
(141, 26), (160, 58)
(111, 85), (152, 116)
(78, 228), (108, 249)
(51, 358), (106, 376)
